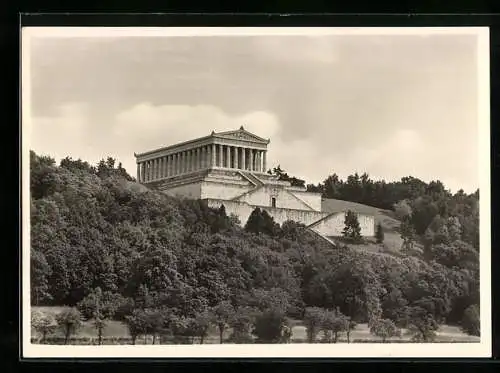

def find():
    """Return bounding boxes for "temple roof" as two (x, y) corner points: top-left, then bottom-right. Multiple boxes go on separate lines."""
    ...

(135, 127), (270, 158)
(214, 126), (270, 144)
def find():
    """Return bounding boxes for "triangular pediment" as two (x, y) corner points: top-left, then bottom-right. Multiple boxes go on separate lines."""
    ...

(214, 127), (270, 144)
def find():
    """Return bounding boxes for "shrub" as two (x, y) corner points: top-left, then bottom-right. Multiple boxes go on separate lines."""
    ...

(31, 310), (56, 343)
(55, 307), (83, 345)
(461, 304), (480, 336)
(369, 318), (401, 342)
(252, 309), (289, 343)
(303, 307), (326, 343)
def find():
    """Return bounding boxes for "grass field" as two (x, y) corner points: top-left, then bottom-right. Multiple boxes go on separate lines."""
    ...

(321, 198), (425, 255)
(31, 306), (480, 345)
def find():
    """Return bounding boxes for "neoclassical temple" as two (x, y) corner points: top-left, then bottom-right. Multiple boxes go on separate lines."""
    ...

(135, 126), (375, 239)
(135, 126), (269, 182)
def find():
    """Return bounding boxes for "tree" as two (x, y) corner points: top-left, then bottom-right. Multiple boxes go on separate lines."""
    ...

(244, 208), (281, 237)
(31, 310), (56, 344)
(375, 223), (384, 244)
(269, 165), (305, 187)
(252, 309), (289, 343)
(345, 318), (357, 344)
(321, 308), (349, 343)
(461, 304), (480, 336)
(124, 309), (149, 345)
(228, 306), (258, 344)
(56, 308), (83, 345)
(303, 307), (326, 343)
(144, 309), (167, 345)
(342, 210), (362, 243)
(31, 249), (53, 305)
(210, 300), (235, 344)
(446, 216), (462, 242)
(77, 287), (119, 345)
(401, 306), (440, 342)
(369, 318), (401, 342)
(400, 216), (416, 253)
(393, 199), (412, 220)
(192, 309), (213, 344)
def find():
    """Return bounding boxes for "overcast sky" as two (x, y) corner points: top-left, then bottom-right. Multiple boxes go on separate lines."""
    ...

(26, 30), (482, 193)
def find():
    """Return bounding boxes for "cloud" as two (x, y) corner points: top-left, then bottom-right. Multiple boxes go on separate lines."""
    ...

(29, 102), (95, 161)
(113, 103), (280, 150)
(110, 103), (281, 176)
(29, 102), (478, 193)
(27, 34), (480, 194)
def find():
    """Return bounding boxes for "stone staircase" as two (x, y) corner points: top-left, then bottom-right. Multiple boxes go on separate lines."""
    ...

(307, 228), (338, 247)
(238, 171), (265, 186)
(231, 171), (266, 201)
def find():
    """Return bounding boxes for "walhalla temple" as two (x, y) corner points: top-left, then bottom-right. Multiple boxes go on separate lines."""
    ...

(134, 126), (375, 241)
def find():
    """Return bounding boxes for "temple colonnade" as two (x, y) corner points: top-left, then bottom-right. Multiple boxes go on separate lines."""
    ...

(136, 144), (267, 183)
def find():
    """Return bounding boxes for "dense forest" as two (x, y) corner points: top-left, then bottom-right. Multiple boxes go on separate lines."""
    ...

(30, 151), (480, 344)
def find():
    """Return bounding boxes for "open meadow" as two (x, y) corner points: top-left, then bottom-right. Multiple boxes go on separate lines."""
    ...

(31, 306), (480, 345)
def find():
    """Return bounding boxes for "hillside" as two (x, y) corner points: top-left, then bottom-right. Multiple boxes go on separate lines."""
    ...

(321, 198), (404, 253)
(29, 152), (481, 345)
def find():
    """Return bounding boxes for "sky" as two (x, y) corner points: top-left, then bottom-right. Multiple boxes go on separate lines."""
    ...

(25, 29), (483, 193)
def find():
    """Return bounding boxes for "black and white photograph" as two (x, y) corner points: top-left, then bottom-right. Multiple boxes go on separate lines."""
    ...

(21, 26), (491, 358)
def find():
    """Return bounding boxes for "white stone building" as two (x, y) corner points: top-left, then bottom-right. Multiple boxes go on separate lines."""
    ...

(134, 127), (375, 239)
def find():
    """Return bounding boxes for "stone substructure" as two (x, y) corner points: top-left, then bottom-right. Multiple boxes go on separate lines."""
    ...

(135, 126), (375, 239)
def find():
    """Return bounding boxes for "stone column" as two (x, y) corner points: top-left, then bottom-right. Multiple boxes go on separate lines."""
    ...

(218, 144), (223, 167)
(174, 153), (179, 175)
(255, 151), (260, 172)
(225, 145), (230, 168)
(235, 147), (239, 169)
(263, 151), (267, 173)
(201, 146), (208, 169)
(211, 144), (216, 167)
(241, 148), (246, 170)
(248, 149), (253, 171)
(205, 146), (209, 168)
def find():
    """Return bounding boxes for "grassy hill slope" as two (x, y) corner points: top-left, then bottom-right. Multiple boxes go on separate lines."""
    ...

(321, 198), (405, 254)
